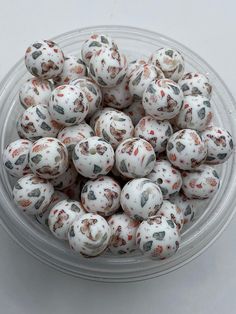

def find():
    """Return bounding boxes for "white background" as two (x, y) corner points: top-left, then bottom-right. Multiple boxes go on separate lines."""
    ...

(0, 0), (236, 313)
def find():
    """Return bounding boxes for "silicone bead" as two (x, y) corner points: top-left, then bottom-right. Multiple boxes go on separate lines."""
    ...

(179, 72), (212, 99)
(169, 192), (195, 225)
(123, 101), (146, 126)
(50, 162), (78, 190)
(89, 107), (116, 129)
(158, 200), (184, 231)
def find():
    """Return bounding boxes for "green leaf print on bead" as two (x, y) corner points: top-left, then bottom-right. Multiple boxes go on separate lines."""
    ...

(229, 139), (234, 150)
(69, 225), (75, 237)
(167, 142), (174, 151)
(100, 36), (109, 45)
(203, 100), (211, 107)
(146, 154), (155, 167)
(34, 196), (45, 209)
(89, 41), (102, 48)
(40, 122), (51, 131)
(65, 117), (77, 124)
(93, 164), (102, 174)
(181, 84), (189, 92)
(176, 141), (185, 152)
(31, 154), (43, 164)
(169, 84), (180, 95)
(116, 73), (126, 85)
(166, 219), (175, 228)
(87, 190), (96, 200)
(165, 126), (172, 137)
(71, 204), (80, 212)
(212, 170), (219, 179)
(14, 182), (23, 190)
(140, 190), (149, 207)
(153, 231), (165, 240)
(89, 63), (96, 77)
(31, 67), (39, 76)
(134, 214), (144, 221)
(82, 184), (88, 193)
(120, 160), (128, 172)
(36, 108), (46, 120)
(101, 129), (110, 142)
(5, 160), (13, 169)
(97, 77), (107, 86)
(33, 43), (43, 49)
(143, 240), (153, 252)
(184, 205), (192, 216)
(192, 87), (201, 95)
(146, 84), (156, 94)
(198, 107), (206, 119)
(165, 49), (173, 58)
(217, 153), (227, 160)
(86, 84), (97, 95)
(32, 51), (42, 59)
(132, 71), (143, 86)
(53, 104), (64, 115)
(28, 188), (41, 197)
(159, 186), (168, 196)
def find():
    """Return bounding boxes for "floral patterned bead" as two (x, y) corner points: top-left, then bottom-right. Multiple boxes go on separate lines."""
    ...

(182, 165), (220, 199)
(73, 136), (114, 179)
(94, 110), (134, 149)
(48, 85), (89, 126)
(136, 215), (180, 259)
(53, 55), (87, 85)
(89, 107), (116, 129)
(175, 95), (213, 131)
(147, 159), (182, 199)
(120, 178), (163, 221)
(48, 199), (86, 240)
(70, 77), (102, 118)
(135, 116), (173, 153)
(81, 176), (121, 217)
(115, 138), (156, 179)
(68, 213), (111, 257)
(13, 174), (54, 215)
(126, 58), (148, 79)
(57, 122), (94, 158)
(3, 139), (32, 178)
(50, 162), (78, 190)
(25, 39), (64, 79)
(19, 78), (54, 108)
(143, 79), (184, 120)
(158, 200), (184, 231)
(29, 137), (68, 179)
(19, 104), (62, 141)
(107, 213), (140, 254)
(81, 33), (117, 66)
(201, 126), (234, 164)
(149, 48), (185, 82)
(128, 63), (164, 99)
(169, 192), (195, 225)
(179, 72), (212, 99)
(166, 129), (207, 170)
(89, 47), (127, 88)
(123, 101), (146, 126)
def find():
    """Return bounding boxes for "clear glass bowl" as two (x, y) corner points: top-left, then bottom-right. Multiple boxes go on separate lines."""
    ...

(0, 25), (235, 282)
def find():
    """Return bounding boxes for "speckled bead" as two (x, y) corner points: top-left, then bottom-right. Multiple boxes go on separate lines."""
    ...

(201, 126), (234, 164)
(13, 174), (54, 215)
(48, 85), (89, 126)
(61, 177), (83, 202)
(89, 107), (116, 129)
(48, 199), (86, 240)
(81, 33), (117, 66)
(19, 104), (62, 141)
(3, 139), (32, 178)
(126, 58), (148, 79)
(19, 78), (54, 108)
(179, 72), (212, 99)
(149, 48), (185, 82)
(128, 64), (164, 99)
(120, 178), (163, 221)
(175, 95), (213, 131)
(29, 137), (68, 179)
(94, 110), (134, 149)
(53, 55), (87, 85)
(50, 162), (78, 190)
(25, 39), (64, 79)
(73, 136), (114, 178)
(169, 192), (195, 225)
(57, 122), (94, 158)
(115, 138), (156, 178)
(166, 129), (207, 170)
(135, 116), (173, 153)
(81, 176), (121, 216)
(158, 200), (184, 231)
(182, 165), (220, 199)
(143, 79), (184, 120)
(123, 101), (146, 126)
(147, 159), (182, 199)
(107, 213), (140, 254)
(136, 215), (180, 259)
(70, 77), (102, 118)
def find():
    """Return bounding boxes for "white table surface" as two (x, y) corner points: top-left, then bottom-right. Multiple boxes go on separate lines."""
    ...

(0, 1), (236, 313)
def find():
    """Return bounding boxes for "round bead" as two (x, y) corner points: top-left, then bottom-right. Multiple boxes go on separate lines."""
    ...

(128, 64), (164, 99)
(48, 85), (89, 126)
(179, 72), (212, 99)
(135, 116), (173, 153)
(147, 159), (182, 199)
(143, 79), (184, 120)
(48, 199), (86, 240)
(81, 176), (121, 216)
(126, 58), (148, 79)
(89, 107), (116, 129)
(53, 55), (87, 85)
(136, 215), (180, 259)
(94, 110), (134, 149)
(3, 139), (32, 178)
(25, 40), (64, 79)
(13, 174), (54, 215)
(19, 104), (62, 141)
(61, 178), (83, 202)
(89, 47), (127, 88)
(158, 200), (184, 231)
(115, 138), (156, 178)
(166, 129), (207, 170)
(16, 114), (26, 139)
(169, 192), (195, 225)
(70, 77), (102, 118)
(175, 95), (213, 131)
(201, 126), (234, 164)
(50, 162), (78, 190)
(107, 213), (140, 255)
(123, 101), (146, 126)
(73, 136), (114, 179)
(149, 47), (185, 82)
(120, 178), (163, 221)
(57, 122), (94, 158)
(29, 137), (68, 179)
(68, 213), (111, 257)
(182, 165), (220, 199)
(19, 78), (54, 108)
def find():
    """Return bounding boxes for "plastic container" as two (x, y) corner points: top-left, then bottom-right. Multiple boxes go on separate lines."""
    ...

(0, 25), (235, 282)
